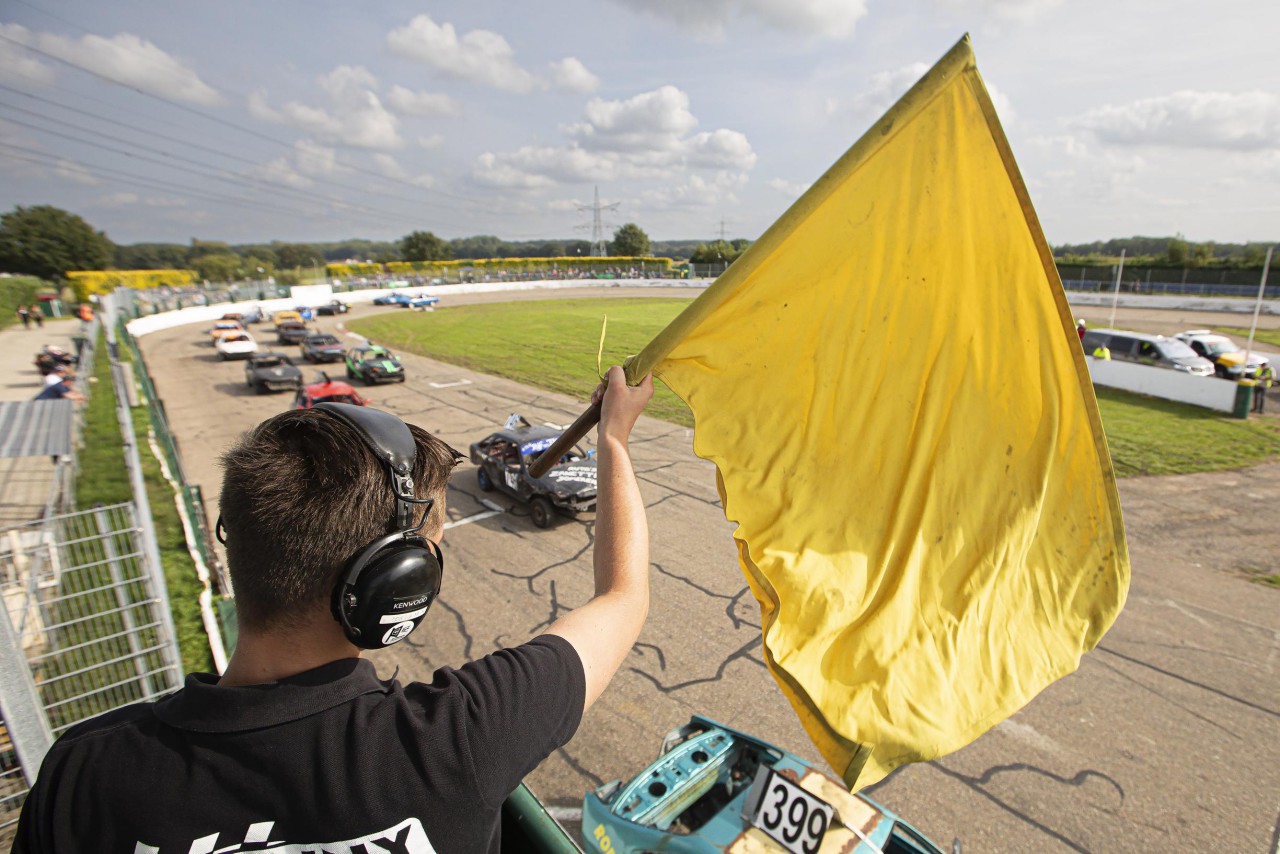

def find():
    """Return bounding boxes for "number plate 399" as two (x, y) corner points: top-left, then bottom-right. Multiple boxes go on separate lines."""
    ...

(742, 766), (835, 854)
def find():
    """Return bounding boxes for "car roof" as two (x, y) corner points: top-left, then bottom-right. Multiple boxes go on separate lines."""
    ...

(303, 380), (358, 394)
(486, 424), (562, 444)
(1086, 328), (1172, 343)
(305, 333), (338, 341)
(1177, 330), (1229, 343)
(353, 344), (389, 353)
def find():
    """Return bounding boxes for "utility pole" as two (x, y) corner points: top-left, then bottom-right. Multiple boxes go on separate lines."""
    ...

(576, 186), (620, 256)
(717, 217), (728, 242)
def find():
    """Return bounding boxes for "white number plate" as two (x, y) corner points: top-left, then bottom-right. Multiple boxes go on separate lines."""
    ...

(743, 766), (835, 854)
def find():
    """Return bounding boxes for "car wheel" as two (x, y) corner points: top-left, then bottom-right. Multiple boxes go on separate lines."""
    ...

(346, 366), (356, 379)
(1214, 364), (1228, 378)
(530, 497), (553, 529)
(477, 467), (494, 492)
(218, 352), (226, 361)
(398, 375), (406, 383)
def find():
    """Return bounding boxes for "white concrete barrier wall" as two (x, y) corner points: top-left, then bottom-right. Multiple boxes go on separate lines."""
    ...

(1066, 291), (1280, 315)
(1085, 358), (1239, 412)
(124, 278), (711, 338)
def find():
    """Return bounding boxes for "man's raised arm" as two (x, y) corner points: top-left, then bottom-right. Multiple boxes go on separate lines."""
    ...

(545, 365), (653, 713)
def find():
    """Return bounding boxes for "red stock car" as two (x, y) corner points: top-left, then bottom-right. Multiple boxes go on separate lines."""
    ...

(290, 373), (369, 410)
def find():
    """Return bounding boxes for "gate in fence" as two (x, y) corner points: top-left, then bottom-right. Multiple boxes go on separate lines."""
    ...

(0, 502), (183, 843)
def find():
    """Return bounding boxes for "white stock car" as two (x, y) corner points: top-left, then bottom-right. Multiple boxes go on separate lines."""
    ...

(215, 331), (259, 361)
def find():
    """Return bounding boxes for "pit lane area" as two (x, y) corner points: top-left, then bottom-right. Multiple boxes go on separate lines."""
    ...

(136, 293), (1280, 853)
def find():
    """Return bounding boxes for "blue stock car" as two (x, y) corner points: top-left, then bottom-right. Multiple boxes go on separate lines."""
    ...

(583, 716), (949, 854)
(409, 295), (440, 309)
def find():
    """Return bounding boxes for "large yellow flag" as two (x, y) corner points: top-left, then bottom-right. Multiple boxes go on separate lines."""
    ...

(625, 36), (1129, 789)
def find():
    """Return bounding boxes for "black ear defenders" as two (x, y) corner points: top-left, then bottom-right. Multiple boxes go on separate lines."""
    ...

(312, 402), (444, 650)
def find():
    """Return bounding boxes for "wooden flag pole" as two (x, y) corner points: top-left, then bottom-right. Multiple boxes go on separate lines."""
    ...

(528, 402), (601, 478)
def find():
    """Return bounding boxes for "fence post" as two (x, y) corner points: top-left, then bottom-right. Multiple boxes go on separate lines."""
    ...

(0, 595), (54, 785)
(94, 507), (157, 699)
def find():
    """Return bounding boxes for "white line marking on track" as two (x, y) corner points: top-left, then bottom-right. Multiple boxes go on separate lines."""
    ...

(543, 422), (567, 430)
(545, 807), (582, 823)
(443, 499), (508, 529)
(429, 379), (472, 388)
(343, 330), (368, 343)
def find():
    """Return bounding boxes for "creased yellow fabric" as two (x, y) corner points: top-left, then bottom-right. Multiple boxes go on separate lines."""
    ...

(625, 36), (1129, 789)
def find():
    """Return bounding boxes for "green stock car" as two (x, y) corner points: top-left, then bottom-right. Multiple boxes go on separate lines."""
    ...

(344, 345), (406, 385)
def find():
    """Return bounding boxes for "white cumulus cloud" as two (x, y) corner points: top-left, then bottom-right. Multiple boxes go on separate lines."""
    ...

(387, 15), (602, 94)
(54, 158), (97, 186)
(249, 66), (402, 150)
(474, 85), (756, 189)
(1076, 91), (1280, 152)
(372, 153), (436, 188)
(24, 26), (222, 105)
(767, 177), (811, 197)
(609, 0), (867, 41)
(548, 57), (600, 94)
(386, 85), (463, 117)
(0, 24), (57, 86)
(386, 15), (538, 93)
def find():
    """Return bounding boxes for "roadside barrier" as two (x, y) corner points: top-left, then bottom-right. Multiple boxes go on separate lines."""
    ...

(113, 313), (232, 669)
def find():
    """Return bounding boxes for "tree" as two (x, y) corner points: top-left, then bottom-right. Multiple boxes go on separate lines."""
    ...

(1165, 236), (1189, 266)
(276, 243), (322, 269)
(400, 231), (451, 262)
(609, 223), (650, 257)
(189, 252), (242, 283)
(0, 205), (114, 279)
(689, 240), (737, 264)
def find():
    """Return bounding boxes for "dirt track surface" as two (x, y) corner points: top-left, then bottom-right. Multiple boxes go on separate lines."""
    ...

(138, 297), (1279, 853)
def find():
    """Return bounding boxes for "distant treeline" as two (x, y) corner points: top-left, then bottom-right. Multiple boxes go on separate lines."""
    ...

(1052, 235), (1273, 269)
(113, 236), (709, 270)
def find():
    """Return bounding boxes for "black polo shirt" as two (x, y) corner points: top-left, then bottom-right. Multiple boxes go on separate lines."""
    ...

(14, 634), (584, 854)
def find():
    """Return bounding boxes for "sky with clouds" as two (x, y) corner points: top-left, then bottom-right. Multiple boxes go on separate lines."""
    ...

(0, 0), (1277, 248)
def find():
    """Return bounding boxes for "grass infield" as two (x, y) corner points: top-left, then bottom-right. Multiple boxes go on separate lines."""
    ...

(350, 298), (1280, 477)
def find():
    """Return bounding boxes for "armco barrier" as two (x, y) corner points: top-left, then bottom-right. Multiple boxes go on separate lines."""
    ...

(1084, 357), (1241, 414)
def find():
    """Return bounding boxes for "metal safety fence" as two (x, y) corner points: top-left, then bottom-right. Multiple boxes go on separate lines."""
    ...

(115, 316), (228, 598)
(0, 503), (183, 842)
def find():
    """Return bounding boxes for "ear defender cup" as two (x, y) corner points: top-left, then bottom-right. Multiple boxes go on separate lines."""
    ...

(332, 530), (444, 649)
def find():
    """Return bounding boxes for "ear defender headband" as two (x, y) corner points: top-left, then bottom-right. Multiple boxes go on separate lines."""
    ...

(312, 402), (444, 649)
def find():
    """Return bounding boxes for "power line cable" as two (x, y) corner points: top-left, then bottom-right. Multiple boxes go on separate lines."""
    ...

(0, 97), (418, 224)
(0, 111), (429, 230)
(0, 82), (466, 219)
(0, 32), (493, 211)
(0, 141), (369, 224)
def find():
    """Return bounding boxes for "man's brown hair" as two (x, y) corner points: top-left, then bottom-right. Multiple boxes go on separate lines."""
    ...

(219, 409), (459, 632)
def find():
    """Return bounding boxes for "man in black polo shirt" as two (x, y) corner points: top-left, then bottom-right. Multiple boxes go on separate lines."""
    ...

(15, 366), (654, 853)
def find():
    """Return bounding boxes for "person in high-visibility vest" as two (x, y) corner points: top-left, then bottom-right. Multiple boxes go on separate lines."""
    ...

(1253, 364), (1275, 413)
(1092, 345), (1111, 360)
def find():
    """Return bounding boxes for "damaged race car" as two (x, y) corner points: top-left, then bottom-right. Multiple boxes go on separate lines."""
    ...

(300, 333), (346, 363)
(469, 416), (597, 529)
(291, 373), (369, 410)
(345, 344), (405, 384)
(584, 716), (950, 854)
(244, 352), (302, 394)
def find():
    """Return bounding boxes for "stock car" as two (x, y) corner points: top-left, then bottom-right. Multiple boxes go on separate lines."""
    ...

(291, 373), (370, 409)
(215, 331), (258, 360)
(1173, 329), (1270, 379)
(469, 417), (597, 529)
(314, 299), (350, 315)
(372, 293), (412, 306)
(244, 352), (303, 394)
(276, 321), (311, 345)
(300, 333), (346, 363)
(208, 320), (244, 343)
(409, 295), (440, 309)
(584, 716), (949, 854)
(344, 345), (405, 384)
